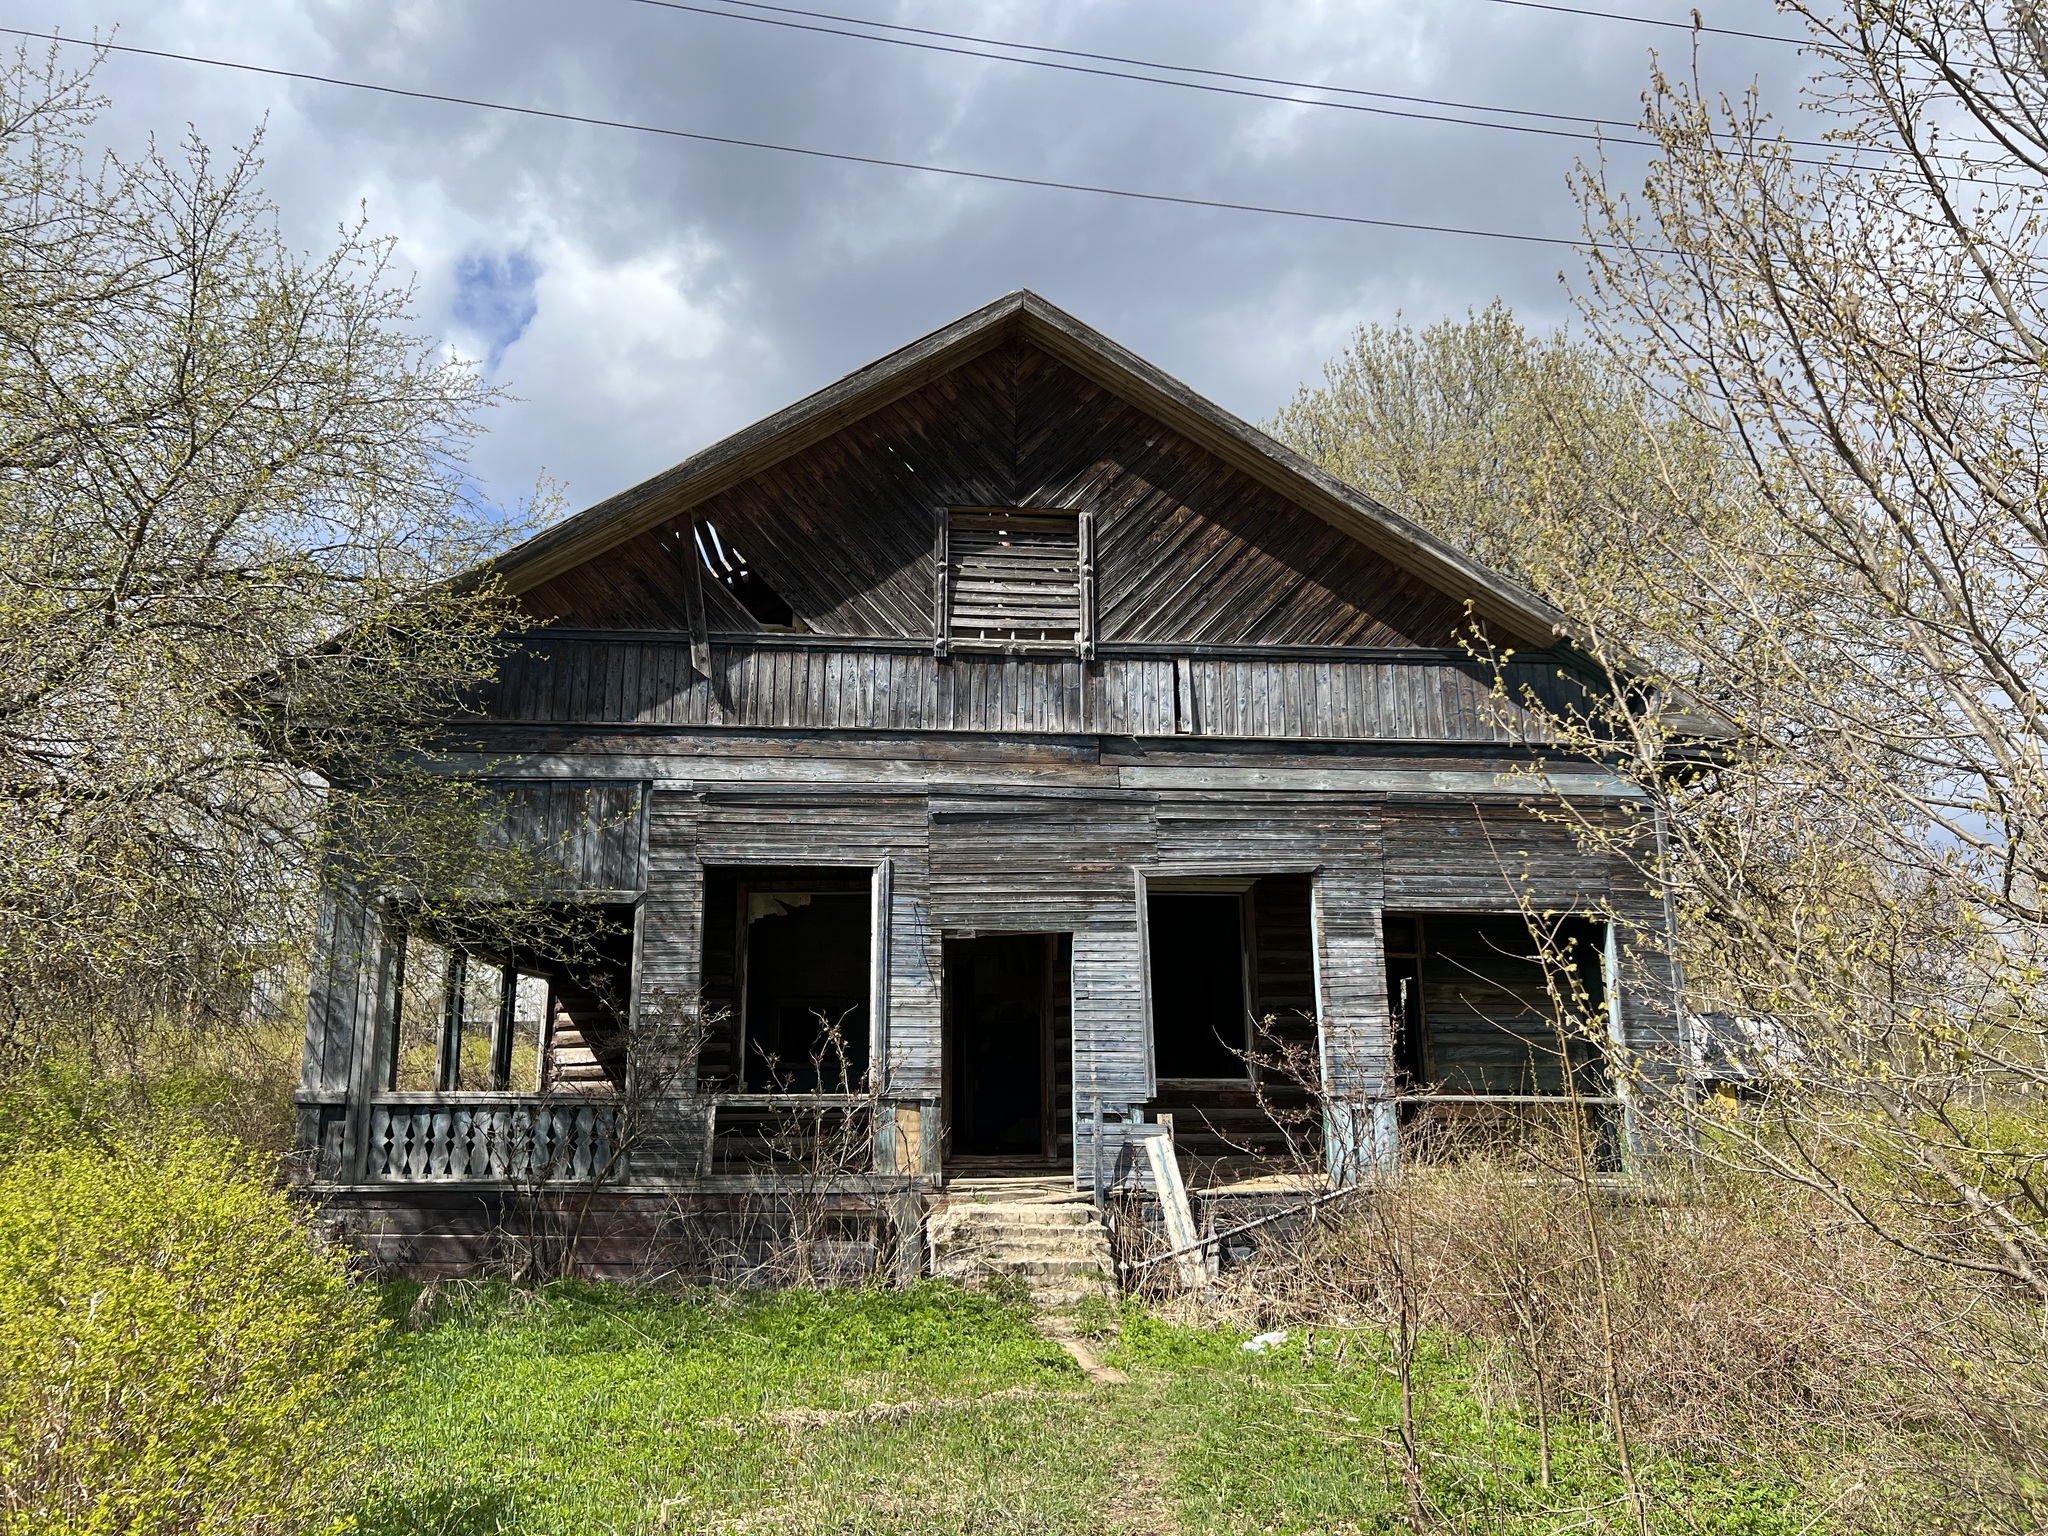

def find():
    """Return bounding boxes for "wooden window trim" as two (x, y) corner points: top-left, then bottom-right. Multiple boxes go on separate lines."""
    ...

(939, 506), (1093, 655)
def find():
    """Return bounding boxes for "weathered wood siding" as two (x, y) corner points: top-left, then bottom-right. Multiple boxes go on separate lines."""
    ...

(1382, 804), (1608, 912)
(480, 779), (648, 895)
(927, 792), (1158, 1175)
(1607, 852), (1687, 1146)
(1151, 794), (1388, 1114)
(302, 885), (371, 1098)
(653, 788), (945, 1099)
(517, 340), (1474, 649)
(471, 635), (1589, 744)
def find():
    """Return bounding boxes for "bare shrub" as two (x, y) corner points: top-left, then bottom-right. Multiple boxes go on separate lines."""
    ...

(497, 986), (709, 1284)
(1209, 1140), (2048, 1534)
(681, 1009), (898, 1289)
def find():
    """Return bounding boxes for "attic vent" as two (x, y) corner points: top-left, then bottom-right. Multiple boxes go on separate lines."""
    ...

(939, 508), (1093, 652)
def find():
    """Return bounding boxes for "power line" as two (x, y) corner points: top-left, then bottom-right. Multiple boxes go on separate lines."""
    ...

(1476, 0), (1806, 45)
(648, 0), (1985, 177)
(644, 0), (1647, 140)
(2, 26), (1605, 251)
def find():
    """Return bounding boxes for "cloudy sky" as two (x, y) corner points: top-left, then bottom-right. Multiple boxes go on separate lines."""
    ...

(11, 0), (1816, 520)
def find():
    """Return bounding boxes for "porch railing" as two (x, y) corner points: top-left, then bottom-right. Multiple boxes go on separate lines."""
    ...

(364, 1097), (621, 1182)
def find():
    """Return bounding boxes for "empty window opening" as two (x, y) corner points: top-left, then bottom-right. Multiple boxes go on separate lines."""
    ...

(381, 905), (635, 1095)
(945, 508), (1082, 644)
(1144, 875), (1315, 1169)
(1148, 888), (1253, 1080)
(719, 872), (872, 1092)
(946, 933), (1069, 1161)
(387, 931), (449, 1093)
(1383, 912), (1606, 1098)
(696, 520), (798, 629)
(504, 975), (549, 1091)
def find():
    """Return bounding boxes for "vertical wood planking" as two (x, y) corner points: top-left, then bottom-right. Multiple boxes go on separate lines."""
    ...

(476, 637), (1589, 742)
(301, 885), (369, 1096)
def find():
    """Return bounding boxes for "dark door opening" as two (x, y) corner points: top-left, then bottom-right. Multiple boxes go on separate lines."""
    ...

(945, 934), (1068, 1161)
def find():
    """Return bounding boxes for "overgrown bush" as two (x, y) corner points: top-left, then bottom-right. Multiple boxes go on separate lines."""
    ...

(1204, 1150), (2048, 1535)
(0, 1132), (383, 1535)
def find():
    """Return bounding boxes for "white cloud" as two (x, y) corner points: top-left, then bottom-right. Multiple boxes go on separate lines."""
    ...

(478, 223), (743, 501)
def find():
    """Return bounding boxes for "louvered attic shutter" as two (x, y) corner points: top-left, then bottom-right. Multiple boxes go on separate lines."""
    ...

(946, 510), (1082, 643)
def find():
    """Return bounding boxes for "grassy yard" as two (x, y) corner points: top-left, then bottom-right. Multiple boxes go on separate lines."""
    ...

(339, 1282), (1809, 1536)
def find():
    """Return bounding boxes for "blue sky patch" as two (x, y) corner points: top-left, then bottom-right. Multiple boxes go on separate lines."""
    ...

(453, 248), (540, 373)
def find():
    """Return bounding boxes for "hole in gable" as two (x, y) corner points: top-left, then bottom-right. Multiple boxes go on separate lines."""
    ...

(696, 521), (798, 628)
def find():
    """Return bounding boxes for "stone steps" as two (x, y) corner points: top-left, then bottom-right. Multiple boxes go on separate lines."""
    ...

(927, 1182), (1113, 1306)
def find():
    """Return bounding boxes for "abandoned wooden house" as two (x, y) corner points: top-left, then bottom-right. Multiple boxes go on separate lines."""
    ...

(297, 290), (1685, 1283)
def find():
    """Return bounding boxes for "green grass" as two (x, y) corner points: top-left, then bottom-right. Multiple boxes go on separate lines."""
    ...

(337, 1281), (1811, 1536)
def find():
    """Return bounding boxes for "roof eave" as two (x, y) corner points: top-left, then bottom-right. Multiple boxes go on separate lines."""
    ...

(476, 289), (1571, 651)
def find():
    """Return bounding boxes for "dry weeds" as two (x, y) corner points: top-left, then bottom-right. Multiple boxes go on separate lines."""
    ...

(1156, 1145), (2048, 1535)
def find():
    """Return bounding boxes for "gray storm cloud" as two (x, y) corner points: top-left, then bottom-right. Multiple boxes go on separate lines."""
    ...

(16, 0), (1811, 515)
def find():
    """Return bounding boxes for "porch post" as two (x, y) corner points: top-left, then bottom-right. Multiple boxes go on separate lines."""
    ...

(1309, 848), (1393, 1186)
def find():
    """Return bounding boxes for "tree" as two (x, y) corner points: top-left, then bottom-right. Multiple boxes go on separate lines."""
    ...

(1266, 301), (1735, 650)
(1560, 0), (2048, 1306)
(0, 48), (546, 1073)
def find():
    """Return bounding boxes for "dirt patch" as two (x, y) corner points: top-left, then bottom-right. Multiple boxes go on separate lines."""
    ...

(1034, 1315), (1130, 1385)
(725, 1383), (1072, 1431)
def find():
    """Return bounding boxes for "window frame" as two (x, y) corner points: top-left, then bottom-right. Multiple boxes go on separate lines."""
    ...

(934, 505), (1095, 657)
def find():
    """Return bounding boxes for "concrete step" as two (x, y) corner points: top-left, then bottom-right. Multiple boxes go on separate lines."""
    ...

(928, 1194), (1114, 1304)
(937, 1236), (1114, 1253)
(933, 1255), (1109, 1282)
(929, 1206), (1101, 1233)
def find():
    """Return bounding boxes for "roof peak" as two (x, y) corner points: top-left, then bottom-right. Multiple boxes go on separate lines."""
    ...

(479, 293), (1567, 650)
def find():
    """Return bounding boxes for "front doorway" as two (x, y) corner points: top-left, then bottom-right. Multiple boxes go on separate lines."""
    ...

(943, 934), (1072, 1165)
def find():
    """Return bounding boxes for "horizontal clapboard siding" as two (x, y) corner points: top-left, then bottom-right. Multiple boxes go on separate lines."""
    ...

(1421, 952), (1588, 1094)
(473, 636), (1588, 743)
(927, 793), (1156, 934)
(1383, 804), (1610, 912)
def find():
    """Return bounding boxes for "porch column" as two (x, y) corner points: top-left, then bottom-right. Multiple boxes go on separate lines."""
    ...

(1310, 858), (1395, 1185)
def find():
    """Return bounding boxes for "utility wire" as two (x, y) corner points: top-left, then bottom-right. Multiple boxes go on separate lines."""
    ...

(1476, 0), (1806, 46)
(1, 26), (1608, 251)
(640, 0), (1652, 145)
(705, 0), (1632, 131)
(651, 0), (1992, 176)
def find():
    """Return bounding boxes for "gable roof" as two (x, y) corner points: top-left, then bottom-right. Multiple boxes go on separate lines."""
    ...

(482, 290), (1570, 651)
